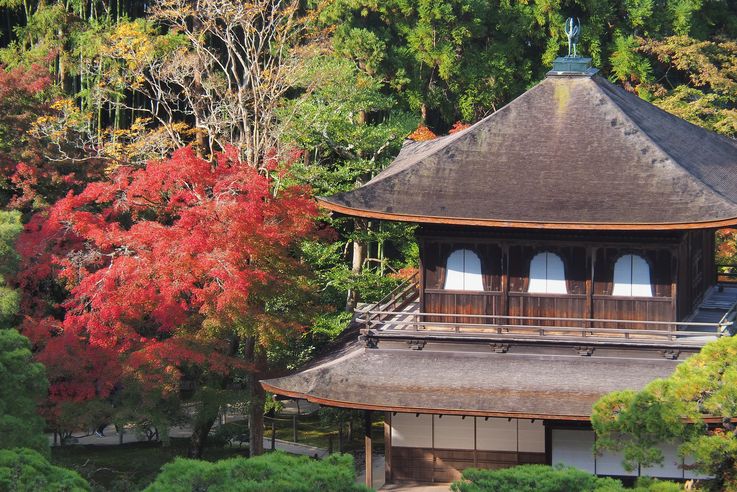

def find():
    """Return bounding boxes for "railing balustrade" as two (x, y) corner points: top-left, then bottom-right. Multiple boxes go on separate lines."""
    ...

(357, 310), (733, 343)
(358, 272), (737, 344)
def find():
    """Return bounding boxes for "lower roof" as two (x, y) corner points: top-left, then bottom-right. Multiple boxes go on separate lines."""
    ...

(261, 343), (680, 420)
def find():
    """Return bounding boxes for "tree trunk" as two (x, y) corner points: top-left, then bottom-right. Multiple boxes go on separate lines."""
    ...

(245, 336), (267, 456)
(346, 219), (367, 311)
(188, 415), (216, 458)
(248, 379), (266, 456)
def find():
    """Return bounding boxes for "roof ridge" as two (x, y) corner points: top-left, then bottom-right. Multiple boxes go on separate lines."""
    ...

(592, 77), (737, 209)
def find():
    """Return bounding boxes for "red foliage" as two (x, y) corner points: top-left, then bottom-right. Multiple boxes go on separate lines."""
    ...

(448, 121), (471, 134)
(717, 229), (737, 262)
(0, 62), (52, 204)
(18, 147), (318, 416)
(407, 124), (437, 142)
(0, 61), (105, 211)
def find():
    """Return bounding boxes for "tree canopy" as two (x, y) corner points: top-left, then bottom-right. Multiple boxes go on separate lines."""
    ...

(144, 451), (369, 492)
(592, 336), (737, 491)
(0, 329), (48, 454)
(0, 448), (89, 492)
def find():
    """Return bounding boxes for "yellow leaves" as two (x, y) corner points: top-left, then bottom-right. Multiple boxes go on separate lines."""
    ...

(30, 98), (91, 144)
(101, 119), (195, 172)
(100, 21), (156, 73)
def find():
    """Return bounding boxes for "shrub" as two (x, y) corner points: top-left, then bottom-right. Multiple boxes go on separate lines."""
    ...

(0, 448), (90, 491)
(451, 465), (682, 492)
(209, 421), (250, 448)
(144, 451), (371, 492)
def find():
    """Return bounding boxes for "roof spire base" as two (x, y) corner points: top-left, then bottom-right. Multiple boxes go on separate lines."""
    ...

(548, 56), (598, 77)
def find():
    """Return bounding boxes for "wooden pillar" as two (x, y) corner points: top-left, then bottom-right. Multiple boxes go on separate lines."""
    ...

(586, 247), (595, 326)
(384, 412), (392, 484)
(501, 244), (509, 318)
(271, 419), (276, 451)
(364, 410), (373, 488)
(473, 417), (478, 468)
(672, 245), (679, 321)
(418, 237), (426, 314)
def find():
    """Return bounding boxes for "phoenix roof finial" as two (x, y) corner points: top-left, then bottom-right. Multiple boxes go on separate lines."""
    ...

(564, 17), (581, 57)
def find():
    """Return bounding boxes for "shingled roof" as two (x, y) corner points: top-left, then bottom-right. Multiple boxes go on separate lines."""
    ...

(261, 344), (679, 419)
(320, 73), (737, 230)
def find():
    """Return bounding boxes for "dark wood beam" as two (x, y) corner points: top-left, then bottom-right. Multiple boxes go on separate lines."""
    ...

(384, 412), (392, 484)
(365, 410), (373, 488)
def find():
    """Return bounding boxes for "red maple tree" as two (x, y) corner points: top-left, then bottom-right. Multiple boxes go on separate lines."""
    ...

(18, 146), (319, 455)
(0, 60), (106, 212)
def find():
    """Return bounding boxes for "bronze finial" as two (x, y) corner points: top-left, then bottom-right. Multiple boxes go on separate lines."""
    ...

(564, 17), (581, 58)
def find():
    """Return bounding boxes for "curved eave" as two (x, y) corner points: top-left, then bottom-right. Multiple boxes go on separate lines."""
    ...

(260, 381), (591, 421)
(319, 198), (737, 231)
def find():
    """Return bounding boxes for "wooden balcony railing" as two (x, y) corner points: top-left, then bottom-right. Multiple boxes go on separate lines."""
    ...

(362, 271), (419, 323)
(355, 271), (737, 344)
(356, 308), (736, 344)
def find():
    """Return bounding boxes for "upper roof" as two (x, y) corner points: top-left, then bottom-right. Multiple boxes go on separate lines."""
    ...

(320, 73), (737, 230)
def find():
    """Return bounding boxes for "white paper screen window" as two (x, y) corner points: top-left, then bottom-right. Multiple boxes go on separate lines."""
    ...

(612, 254), (653, 297)
(528, 252), (567, 294)
(443, 249), (484, 291)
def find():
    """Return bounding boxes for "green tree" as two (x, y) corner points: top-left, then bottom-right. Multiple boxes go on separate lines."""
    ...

(320, 0), (538, 127)
(592, 336), (737, 491)
(0, 211), (22, 325)
(0, 448), (89, 491)
(284, 53), (419, 312)
(144, 451), (370, 492)
(635, 35), (737, 137)
(0, 329), (48, 454)
(0, 209), (47, 455)
(450, 464), (680, 492)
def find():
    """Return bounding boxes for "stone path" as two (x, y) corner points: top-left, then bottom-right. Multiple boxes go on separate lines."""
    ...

(52, 424), (327, 460)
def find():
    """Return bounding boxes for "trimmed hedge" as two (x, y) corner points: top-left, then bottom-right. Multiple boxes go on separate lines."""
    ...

(144, 451), (371, 492)
(450, 465), (682, 492)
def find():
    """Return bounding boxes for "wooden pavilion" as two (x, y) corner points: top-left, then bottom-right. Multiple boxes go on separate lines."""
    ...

(262, 55), (737, 485)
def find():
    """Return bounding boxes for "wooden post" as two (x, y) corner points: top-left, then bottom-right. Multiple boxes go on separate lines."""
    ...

(384, 412), (392, 484)
(271, 419), (276, 450)
(339, 414), (344, 452)
(501, 244), (509, 320)
(364, 410), (373, 488)
(587, 247), (594, 317)
(292, 414), (298, 443)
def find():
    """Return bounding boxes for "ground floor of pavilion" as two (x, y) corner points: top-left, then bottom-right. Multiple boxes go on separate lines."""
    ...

(382, 413), (706, 484)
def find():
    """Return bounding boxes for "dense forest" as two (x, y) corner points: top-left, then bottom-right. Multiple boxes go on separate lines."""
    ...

(1, 0), (737, 485)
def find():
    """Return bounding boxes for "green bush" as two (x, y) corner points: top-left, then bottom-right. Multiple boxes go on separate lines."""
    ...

(0, 329), (49, 455)
(450, 465), (682, 492)
(209, 421), (250, 448)
(144, 451), (371, 492)
(0, 448), (90, 491)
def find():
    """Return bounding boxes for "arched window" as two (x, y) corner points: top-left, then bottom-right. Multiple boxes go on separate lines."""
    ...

(612, 254), (653, 297)
(528, 252), (567, 294)
(444, 249), (484, 291)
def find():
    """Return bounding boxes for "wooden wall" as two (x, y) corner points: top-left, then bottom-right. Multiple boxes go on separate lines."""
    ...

(677, 229), (716, 319)
(389, 413), (545, 483)
(418, 227), (715, 325)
